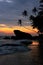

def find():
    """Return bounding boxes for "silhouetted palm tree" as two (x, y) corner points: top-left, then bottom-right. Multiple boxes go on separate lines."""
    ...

(30, 0), (43, 33)
(29, 0), (43, 46)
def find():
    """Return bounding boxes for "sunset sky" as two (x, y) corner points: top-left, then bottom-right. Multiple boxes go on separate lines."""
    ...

(0, 0), (39, 36)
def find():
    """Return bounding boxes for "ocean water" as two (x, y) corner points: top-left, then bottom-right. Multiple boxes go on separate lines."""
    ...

(0, 39), (43, 65)
(0, 39), (40, 55)
(0, 39), (30, 54)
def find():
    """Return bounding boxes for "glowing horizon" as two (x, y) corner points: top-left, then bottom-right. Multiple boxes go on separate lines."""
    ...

(0, 0), (39, 36)
(0, 24), (38, 36)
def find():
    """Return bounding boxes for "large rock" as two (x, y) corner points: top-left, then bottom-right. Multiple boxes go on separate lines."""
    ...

(14, 30), (32, 39)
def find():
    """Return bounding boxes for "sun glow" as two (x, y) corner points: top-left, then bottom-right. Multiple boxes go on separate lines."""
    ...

(32, 41), (39, 45)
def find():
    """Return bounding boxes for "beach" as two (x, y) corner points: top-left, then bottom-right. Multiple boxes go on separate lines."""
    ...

(0, 40), (43, 65)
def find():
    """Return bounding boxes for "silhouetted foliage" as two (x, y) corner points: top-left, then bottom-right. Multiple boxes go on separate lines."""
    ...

(18, 19), (22, 26)
(29, 0), (43, 47)
(22, 10), (28, 17)
(40, 0), (43, 3)
(32, 7), (37, 15)
(30, 15), (43, 32)
(30, 0), (43, 33)
(29, 15), (35, 21)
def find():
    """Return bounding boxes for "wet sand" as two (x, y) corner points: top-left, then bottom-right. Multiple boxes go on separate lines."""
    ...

(0, 44), (43, 65)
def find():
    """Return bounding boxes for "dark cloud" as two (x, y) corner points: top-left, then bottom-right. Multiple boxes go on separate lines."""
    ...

(0, 0), (39, 25)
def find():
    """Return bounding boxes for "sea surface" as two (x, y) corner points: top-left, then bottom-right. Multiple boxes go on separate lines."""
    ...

(0, 39), (43, 65)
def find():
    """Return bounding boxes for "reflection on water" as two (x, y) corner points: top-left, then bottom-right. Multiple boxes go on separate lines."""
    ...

(32, 41), (39, 45)
(0, 40), (43, 65)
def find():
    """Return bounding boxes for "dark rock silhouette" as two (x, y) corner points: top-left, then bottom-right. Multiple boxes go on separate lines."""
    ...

(14, 30), (32, 40)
